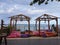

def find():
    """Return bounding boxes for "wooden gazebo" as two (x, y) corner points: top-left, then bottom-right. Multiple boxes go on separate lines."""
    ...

(35, 14), (58, 35)
(9, 14), (30, 34)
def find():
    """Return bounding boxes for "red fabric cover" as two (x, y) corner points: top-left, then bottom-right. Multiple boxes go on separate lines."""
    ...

(32, 31), (56, 37)
(45, 32), (56, 37)
(25, 32), (29, 34)
(32, 31), (45, 36)
(7, 31), (21, 38)
(40, 32), (45, 36)
(25, 31), (33, 35)
(33, 31), (39, 36)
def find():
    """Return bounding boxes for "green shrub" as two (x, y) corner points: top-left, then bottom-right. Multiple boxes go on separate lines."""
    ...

(2, 25), (11, 36)
(0, 29), (2, 35)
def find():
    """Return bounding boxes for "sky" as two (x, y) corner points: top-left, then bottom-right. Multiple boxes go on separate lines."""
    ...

(0, 0), (60, 24)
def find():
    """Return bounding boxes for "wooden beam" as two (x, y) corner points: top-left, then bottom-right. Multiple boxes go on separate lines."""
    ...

(15, 20), (17, 30)
(28, 20), (30, 34)
(48, 20), (50, 30)
(39, 19), (40, 36)
(10, 18), (12, 32)
(13, 20), (15, 29)
(56, 18), (58, 33)
(35, 20), (37, 31)
(36, 18), (56, 21)
(9, 14), (30, 21)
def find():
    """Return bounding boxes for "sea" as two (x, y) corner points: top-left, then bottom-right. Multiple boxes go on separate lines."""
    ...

(0, 24), (60, 32)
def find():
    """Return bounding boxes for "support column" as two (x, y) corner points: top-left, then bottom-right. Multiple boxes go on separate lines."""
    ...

(15, 20), (17, 30)
(35, 20), (37, 31)
(56, 18), (58, 33)
(28, 20), (30, 34)
(39, 19), (40, 36)
(13, 20), (15, 29)
(48, 20), (50, 30)
(10, 18), (12, 32)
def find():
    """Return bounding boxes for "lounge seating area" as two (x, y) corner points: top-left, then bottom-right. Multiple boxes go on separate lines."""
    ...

(7, 30), (57, 38)
(0, 14), (59, 45)
(0, 14), (58, 38)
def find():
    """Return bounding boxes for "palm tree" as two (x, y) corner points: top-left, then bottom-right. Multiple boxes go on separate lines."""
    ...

(30, 0), (60, 5)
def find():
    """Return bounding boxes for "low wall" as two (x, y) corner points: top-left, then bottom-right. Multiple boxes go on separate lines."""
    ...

(2, 37), (60, 45)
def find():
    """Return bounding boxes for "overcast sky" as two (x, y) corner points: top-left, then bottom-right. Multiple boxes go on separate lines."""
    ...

(0, 0), (60, 24)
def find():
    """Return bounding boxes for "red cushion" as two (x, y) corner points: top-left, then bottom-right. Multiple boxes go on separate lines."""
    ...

(33, 31), (39, 36)
(45, 32), (56, 37)
(7, 31), (21, 38)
